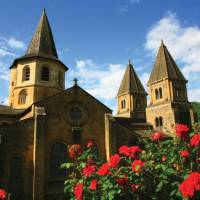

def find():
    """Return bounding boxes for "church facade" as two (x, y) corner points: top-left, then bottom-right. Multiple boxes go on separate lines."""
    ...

(0, 11), (196, 200)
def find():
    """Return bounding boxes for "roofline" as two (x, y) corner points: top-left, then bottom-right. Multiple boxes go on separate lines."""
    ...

(147, 77), (188, 86)
(18, 85), (112, 117)
(9, 55), (68, 71)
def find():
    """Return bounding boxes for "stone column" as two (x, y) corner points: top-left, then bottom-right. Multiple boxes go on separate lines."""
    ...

(33, 106), (46, 200)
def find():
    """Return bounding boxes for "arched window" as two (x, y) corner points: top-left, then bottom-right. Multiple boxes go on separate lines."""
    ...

(155, 117), (159, 127)
(9, 157), (23, 193)
(58, 71), (63, 87)
(22, 66), (30, 81)
(50, 142), (67, 178)
(41, 66), (49, 81)
(155, 89), (159, 99)
(159, 116), (163, 126)
(121, 99), (126, 109)
(159, 87), (162, 98)
(18, 89), (27, 104)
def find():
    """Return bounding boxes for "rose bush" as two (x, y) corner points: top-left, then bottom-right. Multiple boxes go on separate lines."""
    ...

(62, 124), (200, 200)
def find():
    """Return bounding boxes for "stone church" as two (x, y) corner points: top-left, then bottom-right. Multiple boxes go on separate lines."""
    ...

(0, 10), (196, 200)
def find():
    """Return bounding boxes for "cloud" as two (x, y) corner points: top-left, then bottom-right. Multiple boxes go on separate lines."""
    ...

(188, 89), (200, 102)
(0, 62), (9, 81)
(69, 59), (124, 100)
(7, 37), (25, 49)
(145, 12), (200, 102)
(68, 59), (148, 110)
(119, 0), (141, 14)
(0, 49), (15, 57)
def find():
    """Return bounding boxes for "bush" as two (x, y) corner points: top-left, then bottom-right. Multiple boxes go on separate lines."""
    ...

(62, 124), (200, 200)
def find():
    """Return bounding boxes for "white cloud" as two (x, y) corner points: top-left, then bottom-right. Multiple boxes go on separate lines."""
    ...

(119, 0), (140, 14)
(0, 49), (15, 57)
(188, 89), (200, 102)
(68, 59), (148, 110)
(69, 59), (125, 101)
(0, 62), (9, 81)
(7, 37), (25, 49)
(145, 12), (200, 101)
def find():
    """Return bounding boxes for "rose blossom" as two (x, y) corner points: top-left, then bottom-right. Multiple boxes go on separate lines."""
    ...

(97, 163), (110, 176)
(109, 154), (120, 168)
(176, 124), (189, 140)
(179, 172), (200, 198)
(132, 160), (145, 173)
(152, 132), (164, 141)
(190, 134), (200, 147)
(179, 150), (190, 158)
(74, 183), (83, 200)
(0, 189), (6, 200)
(82, 165), (96, 178)
(89, 179), (98, 190)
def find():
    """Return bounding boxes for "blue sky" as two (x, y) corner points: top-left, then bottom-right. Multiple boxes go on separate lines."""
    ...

(0, 0), (200, 111)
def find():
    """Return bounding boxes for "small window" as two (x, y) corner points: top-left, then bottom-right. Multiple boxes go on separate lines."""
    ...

(22, 66), (30, 81)
(155, 116), (163, 127)
(41, 67), (49, 81)
(159, 87), (162, 98)
(155, 89), (159, 99)
(18, 90), (27, 105)
(155, 117), (159, 127)
(121, 100), (126, 109)
(159, 116), (163, 126)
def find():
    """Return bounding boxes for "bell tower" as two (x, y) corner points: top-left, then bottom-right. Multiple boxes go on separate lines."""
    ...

(9, 10), (68, 109)
(116, 60), (147, 121)
(146, 41), (195, 135)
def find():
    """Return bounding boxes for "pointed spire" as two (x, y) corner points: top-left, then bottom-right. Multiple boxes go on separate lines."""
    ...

(117, 61), (147, 96)
(148, 41), (187, 85)
(25, 10), (58, 59)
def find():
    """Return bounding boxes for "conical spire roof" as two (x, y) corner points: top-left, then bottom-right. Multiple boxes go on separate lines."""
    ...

(148, 41), (186, 85)
(25, 9), (58, 59)
(117, 61), (147, 96)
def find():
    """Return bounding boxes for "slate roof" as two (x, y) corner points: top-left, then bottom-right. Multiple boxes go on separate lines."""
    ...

(117, 61), (147, 96)
(148, 41), (187, 85)
(0, 105), (25, 116)
(9, 10), (68, 70)
(25, 9), (58, 59)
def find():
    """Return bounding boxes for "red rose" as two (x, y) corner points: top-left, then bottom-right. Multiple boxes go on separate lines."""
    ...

(190, 134), (200, 147)
(161, 155), (167, 162)
(74, 183), (83, 200)
(152, 132), (164, 141)
(176, 124), (189, 140)
(87, 140), (94, 148)
(0, 189), (6, 199)
(89, 179), (98, 190)
(69, 144), (82, 158)
(179, 172), (200, 198)
(131, 184), (139, 192)
(179, 150), (190, 158)
(129, 146), (142, 158)
(119, 145), (130, 156)
(109, 154), (120, 168)
(82, 165), (96, 178)
(116, 175), (129, 188)
(132, 160), (145, 173)
(97, 163), (110, 176)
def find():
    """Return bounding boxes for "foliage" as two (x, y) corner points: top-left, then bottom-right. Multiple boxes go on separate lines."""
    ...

(192, 101), (200, 121)
(62, 125), (200, 200)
